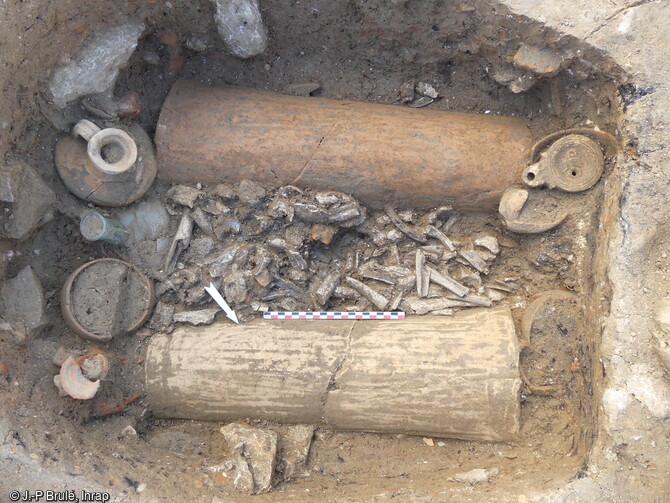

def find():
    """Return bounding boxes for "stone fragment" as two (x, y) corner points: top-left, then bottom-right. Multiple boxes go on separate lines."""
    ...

(513, 44), (564, 77)
(491, 67), (537, 94)
(184, 236), (215, 264)
(423, 206), (452, 226)
(486, 288), (504, 302)
(212, 0), (268, 59)
(49, 17), (145, 107)
(166, 185), (204, 208)
(278, 425), (315, 481)
(80, 354), (108, 380)
(238, 179), (266, 205)
(212, 183), (238, 201)
(399, 81), (415, 103)
(415, 82), (438, 99)
(0, 162), (56, 240)
(223, 456), (254, 494)
(268, 196), (294, 220)
(148, 302), (175, 332)
(1, 266), (46, 332)
(474, 235), (500, 255)
(223, 272), (247, 304)
(201, 199), (230, 216)
(173, 307), (219, 326)
(0, 317), (27, 344)
(121, 425), (138, 438)
(452, 467), (499, 484)
(0, 162), (22, 203)
(220, 423), (278, 494)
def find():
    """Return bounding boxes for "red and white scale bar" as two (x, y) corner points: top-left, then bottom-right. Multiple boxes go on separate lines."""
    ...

(263, 311), (406, 320)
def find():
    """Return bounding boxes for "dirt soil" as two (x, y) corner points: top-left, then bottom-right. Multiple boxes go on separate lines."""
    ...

(0, 1), (630, 502)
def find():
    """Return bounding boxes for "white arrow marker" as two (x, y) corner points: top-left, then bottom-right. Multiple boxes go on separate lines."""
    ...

(204, 282), (239, 324)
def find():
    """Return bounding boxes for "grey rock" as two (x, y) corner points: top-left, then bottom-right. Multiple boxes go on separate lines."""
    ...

(212, 0), (267, 59)
(0, 162), (22, 202)
(267, 197), (294, 220)
(278, 425), (315, 481)
(173, 307), (219, 326)
(0, 161), (56, 240)
(223, 272), (247, 304)
(399, 81), (415, 103)
(238, 179), (266, 205)
(1, 266), (46, 332)
(212, 183), (237, 201)
(49, 17), (145, 107)
(184, 237), (215, 264)
(267, 237), (287, 251)
(513, 44), (564, 77)
(201, 199), (230, 216)
(207, 245), (245, 278)
(148, 302), (175, 332)
(474, 235), (500, 255)
(285, 224), (308, 249)
(220, 423), (278, 494)
(0, 317), (27, 344)
(491, 67), (537, 94)
(80, 356), (105, 380)
(166, 185), (204, 208)
(415, 81), (438, 98)
(223, 456), (254, 494)
(508, 73), (537, 94)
